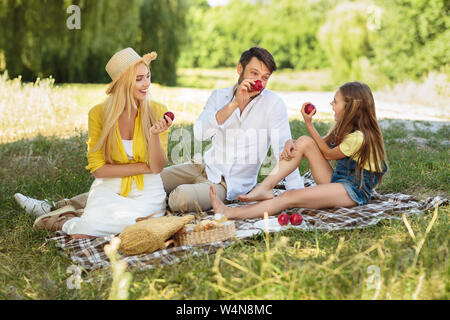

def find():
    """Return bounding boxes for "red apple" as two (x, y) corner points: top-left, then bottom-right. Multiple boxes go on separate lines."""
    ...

(304, 103), (316, 115)
(277, 213), (290, 226)
(251, 80), (263, 92)
(290, 213), (303, 226)
(164, 111), (175, 122)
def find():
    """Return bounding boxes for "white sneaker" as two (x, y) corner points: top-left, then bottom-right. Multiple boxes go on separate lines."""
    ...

(14, 193), (53, 217)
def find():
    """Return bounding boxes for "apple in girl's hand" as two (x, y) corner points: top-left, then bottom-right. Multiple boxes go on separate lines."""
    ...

(251, 80), (263, 92)
(304, 103), (316, 115)
(290, 213), (303, 225)
(277, 213), (290, 226)
(164, 111), (175, 122)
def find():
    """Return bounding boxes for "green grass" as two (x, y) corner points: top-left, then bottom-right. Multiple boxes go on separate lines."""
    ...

(0, 76), (448, 300)
(1, 121), (448, 300)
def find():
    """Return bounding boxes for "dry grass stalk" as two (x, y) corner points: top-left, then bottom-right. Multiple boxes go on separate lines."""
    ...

(402, 213), (416, 240)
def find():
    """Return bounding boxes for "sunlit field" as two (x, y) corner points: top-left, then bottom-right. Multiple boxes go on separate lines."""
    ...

(1, 69), (448, 143)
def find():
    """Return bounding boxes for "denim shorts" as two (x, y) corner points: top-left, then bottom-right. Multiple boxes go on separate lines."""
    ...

(331, 157), (387, 206)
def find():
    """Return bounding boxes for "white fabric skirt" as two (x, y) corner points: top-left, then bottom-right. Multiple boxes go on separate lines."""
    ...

(62, 173), (166, 237)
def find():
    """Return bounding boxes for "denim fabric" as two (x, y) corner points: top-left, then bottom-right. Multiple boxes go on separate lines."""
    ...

(331, 157), (387, 206)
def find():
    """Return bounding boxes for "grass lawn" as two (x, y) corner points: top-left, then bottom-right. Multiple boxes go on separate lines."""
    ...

(0, 75), (448, 300)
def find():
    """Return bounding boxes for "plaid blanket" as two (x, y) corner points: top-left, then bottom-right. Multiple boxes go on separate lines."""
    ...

(47, 174), (448, 272)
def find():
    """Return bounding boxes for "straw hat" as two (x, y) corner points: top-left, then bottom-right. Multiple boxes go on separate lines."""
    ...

(118, 214), (195, 255)
(105, 47), (157, 95)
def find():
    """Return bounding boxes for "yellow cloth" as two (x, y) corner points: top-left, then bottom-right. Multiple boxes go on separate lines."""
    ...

(339, 130), (382, 172)
(85, 100), (169, 196)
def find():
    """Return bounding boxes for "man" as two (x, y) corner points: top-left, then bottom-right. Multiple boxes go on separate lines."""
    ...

(15, 46), (304, 216)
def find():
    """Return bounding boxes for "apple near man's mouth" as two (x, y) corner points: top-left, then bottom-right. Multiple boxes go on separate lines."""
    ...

(251, 80), (263, 92)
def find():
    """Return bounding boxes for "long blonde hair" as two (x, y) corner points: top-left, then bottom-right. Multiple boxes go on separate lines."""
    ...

(325, 81), (387, 185)
(92, 62), (156, 163)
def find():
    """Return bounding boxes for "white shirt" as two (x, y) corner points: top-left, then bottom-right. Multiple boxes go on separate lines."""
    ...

(122, 139), (134, 160)
(194, 85), (304, 200)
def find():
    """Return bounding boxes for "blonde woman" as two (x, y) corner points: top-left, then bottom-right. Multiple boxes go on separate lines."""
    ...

(33, 48), (172, 238)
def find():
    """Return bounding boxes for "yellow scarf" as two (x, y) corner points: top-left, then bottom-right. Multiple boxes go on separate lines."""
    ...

(85, 101), (168, 197)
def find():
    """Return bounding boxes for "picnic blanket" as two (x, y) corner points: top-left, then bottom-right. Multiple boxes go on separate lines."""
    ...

(47, 173), (448, 272)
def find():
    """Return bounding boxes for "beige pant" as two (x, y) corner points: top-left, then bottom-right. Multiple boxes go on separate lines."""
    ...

(56, 163), (227, 213)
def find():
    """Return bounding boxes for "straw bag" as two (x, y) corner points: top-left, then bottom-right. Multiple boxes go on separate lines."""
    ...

(174, 219), (236, 246)
(118, 214), (195, 255)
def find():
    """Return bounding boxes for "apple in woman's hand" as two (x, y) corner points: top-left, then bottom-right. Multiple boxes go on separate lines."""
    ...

(290, 213), (303, 225)
(164, 111), (175, 122)
(251, 80), (263, 92)
(277, 213), (290, 226)
(304, 103), (316, 115)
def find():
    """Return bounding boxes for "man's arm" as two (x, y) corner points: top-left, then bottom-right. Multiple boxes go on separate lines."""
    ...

(215, 78), (254, 124)
(194, 81), (258, 141)
(194, 90), (238, 141)
(215, 100), (239, 125)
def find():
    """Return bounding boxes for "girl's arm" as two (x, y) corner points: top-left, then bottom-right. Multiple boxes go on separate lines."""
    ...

(301, 102), (346, 161)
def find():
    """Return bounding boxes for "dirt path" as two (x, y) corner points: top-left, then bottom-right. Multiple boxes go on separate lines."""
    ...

(279, 91), (449, 133)
(160, 87), (449, 132)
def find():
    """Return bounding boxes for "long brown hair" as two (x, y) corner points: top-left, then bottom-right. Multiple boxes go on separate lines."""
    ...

(325, 82), (387, 185)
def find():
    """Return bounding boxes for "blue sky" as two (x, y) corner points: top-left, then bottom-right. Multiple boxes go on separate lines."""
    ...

(207, 0), (230, 7)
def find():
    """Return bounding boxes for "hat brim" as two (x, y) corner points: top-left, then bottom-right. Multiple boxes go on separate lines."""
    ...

(105, 51), (157, 95)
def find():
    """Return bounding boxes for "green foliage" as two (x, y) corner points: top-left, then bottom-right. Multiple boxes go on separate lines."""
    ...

(318, 2), (376, 84)
(371, 0), (450, 82)
(180, 0), (449, 88)
(0, 0), (187, 85)
(179, 0), (335, 70)
(137, 0), (188, 86)
(0, 0), (448, 86)
(318, 0), (449, 87)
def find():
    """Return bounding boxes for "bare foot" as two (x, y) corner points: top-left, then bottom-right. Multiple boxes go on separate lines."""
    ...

(237, 184), (274, 202)
(209, 185), (232, 219)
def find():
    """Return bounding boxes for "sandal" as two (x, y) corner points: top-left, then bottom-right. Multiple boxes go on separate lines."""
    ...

(33, 205), (80, 231)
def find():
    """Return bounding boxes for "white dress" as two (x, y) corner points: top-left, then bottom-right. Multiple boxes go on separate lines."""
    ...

(62, 140), (167, 237)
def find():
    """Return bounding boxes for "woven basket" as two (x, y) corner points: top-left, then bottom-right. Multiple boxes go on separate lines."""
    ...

(174, 221), (236, 246)
(119, 214), (195, 255)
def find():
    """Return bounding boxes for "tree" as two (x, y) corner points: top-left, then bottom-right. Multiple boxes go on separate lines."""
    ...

(137, 0), (188, 85)
(0, 0), (187, 84)
(371, 0), (450, 82)
(178, 0), (334, 70)
(318, 1), (377, 84)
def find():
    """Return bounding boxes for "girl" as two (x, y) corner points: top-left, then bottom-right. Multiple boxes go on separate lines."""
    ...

(33, 48), (173, 238)
(210, 81), (387, 219)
